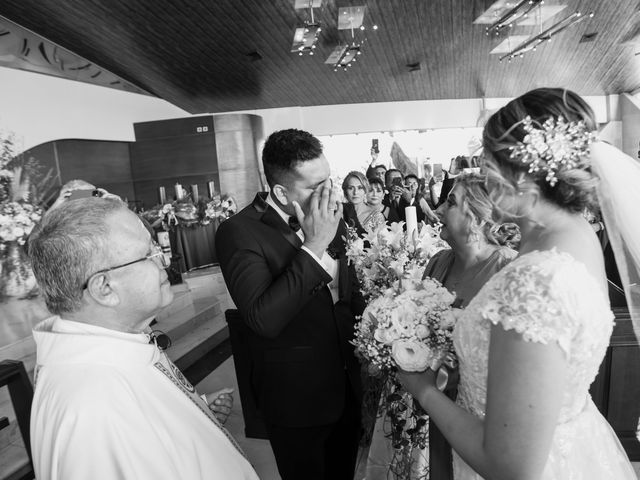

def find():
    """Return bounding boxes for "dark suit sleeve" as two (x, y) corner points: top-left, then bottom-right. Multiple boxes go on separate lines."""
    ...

(348, 262), (366, 317)
(216, 219), (332, 339)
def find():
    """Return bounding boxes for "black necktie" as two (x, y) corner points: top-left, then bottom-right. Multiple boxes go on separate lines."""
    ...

(288, 216), (301, 232)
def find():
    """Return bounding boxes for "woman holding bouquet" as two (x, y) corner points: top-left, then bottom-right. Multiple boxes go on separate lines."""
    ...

(423, 172), (518, 480)
(398, 88), (636, 479)
(365, 174), (517, 479)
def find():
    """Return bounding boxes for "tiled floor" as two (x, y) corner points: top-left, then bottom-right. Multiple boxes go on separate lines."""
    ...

(196, 357), (281, 480)
(197, 357), (640, 480)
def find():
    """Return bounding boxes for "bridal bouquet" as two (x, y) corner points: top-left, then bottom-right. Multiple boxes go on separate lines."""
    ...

(352, 261), (458, 478)
(346, 221), (448, 301)
(353, 277), (458, 376)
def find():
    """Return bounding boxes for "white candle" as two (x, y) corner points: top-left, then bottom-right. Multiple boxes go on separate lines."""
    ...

(158, 186), (166, 205)
(191, 184), (199, 201)
(175, 183), (184, 200)
(157, 231), (172, 265)
(207, 181), (216, 199)
(405, 206), (418, 240)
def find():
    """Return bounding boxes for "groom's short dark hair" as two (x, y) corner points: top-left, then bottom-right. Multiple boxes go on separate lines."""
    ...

(262, 129), (323, 188)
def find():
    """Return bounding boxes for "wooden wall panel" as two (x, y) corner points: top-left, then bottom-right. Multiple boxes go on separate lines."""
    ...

(23, 142), (60, 204)
(214, 114), (264, 209)
(130, 114), (263, 211)
(129, 133), (218, 180)
(591, 310), (640, 460)
(23, 139), (135, 205)
(55, 140), (135, 203)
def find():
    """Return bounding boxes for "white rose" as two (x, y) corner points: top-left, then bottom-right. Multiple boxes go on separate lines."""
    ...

(374, 325), (401, 345)
(440, 310), (458, 329)
(391, 340), (433, 372)
(1, 227), (16, 242)
(12, 226), (24, 239)
(415, 324), (430, 339)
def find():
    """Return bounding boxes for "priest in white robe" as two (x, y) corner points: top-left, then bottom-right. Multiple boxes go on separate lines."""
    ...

(28, 196), (258, 480)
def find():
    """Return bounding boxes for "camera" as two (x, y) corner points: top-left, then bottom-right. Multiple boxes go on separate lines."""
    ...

(372, 138), (379, 154)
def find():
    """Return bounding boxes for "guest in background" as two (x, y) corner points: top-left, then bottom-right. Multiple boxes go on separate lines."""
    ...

(438, 156), (470, 207)
(429, 166), (447, 209)
(367, 177), (394, 224)
(28, 197), (255, 480)
(399, 173), (439, 225)
(366, 146), (387, 182)
(216, 129), (365, 480)
(342, 171), (385, 234)
(382, 168), (403, 223)
(422, 163), (433, 187)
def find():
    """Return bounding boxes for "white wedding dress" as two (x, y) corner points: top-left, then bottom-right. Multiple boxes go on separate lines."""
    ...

(453, 249), (636, 479)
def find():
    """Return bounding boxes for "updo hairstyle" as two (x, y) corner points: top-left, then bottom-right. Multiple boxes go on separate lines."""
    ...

(482, 88), (599, 217)
(454, 172), (518, 247)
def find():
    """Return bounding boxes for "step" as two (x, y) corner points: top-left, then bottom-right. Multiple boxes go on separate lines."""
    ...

(168, 304), (228, 372)
(155, 295), (222, 342)
(0, 433), (30, 480)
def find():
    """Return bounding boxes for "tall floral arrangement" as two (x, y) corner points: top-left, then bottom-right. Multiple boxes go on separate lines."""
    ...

(0, 131), (52, 300)
(346, 222), (453, 479)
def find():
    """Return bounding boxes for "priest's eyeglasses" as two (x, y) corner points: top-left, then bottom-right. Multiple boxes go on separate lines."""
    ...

(82, 243), (170, 290)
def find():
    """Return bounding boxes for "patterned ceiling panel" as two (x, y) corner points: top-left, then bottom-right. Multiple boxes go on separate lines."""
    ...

(0, 0), (638, 113)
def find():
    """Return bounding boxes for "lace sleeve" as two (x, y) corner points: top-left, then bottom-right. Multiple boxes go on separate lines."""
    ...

(479, 256), (581, 357)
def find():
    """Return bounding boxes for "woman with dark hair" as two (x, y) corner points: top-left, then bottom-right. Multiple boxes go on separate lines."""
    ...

(397, 88), (636, 479)
(366, 176), (395, 224)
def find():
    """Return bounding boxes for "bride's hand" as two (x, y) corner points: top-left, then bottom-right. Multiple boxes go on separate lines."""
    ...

(396, 368), (438, 407)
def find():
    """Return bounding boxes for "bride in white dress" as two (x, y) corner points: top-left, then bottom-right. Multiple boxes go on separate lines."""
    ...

(397, 87), (637, 479)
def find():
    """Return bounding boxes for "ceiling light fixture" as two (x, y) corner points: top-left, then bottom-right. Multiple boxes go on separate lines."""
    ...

(485, 0), (544, 37)
(291, 0), (322, 56)
(325, 6), (377, 71)
(499, 11), (594, 62)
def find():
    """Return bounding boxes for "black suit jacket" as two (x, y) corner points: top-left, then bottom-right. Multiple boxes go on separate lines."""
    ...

(382, 193), (401, 223)
(216, 192), (365, 428)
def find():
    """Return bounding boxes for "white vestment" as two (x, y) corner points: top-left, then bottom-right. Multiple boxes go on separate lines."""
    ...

(31, 316), (259, 480)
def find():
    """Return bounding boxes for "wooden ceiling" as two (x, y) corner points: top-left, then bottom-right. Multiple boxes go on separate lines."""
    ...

(0, 0), (639, 114)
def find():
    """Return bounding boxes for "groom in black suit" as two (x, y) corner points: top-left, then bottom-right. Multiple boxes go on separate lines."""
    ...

(216, 129), (365, 480)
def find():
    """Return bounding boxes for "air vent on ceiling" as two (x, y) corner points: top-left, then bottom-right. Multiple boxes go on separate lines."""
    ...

(246, 51), (263, 61)
(580, 32), (598, 43)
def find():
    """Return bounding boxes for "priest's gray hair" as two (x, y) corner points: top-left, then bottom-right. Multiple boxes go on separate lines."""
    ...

(28, 197), (127, 314)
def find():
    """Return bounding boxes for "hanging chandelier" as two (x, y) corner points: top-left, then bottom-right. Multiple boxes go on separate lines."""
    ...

(474, 1), (595, 63)
(291, 0), (322, 56)
(325, 6), (377, 71)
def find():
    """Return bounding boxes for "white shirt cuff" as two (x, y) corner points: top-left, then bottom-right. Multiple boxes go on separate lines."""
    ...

(301, 246), (330, 275)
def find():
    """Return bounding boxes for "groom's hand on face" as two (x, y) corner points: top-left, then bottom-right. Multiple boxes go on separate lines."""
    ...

(293, 178), (343, 258)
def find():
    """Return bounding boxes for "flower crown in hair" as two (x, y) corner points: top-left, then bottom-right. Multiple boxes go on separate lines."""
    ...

(509, 116), (596, 187)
